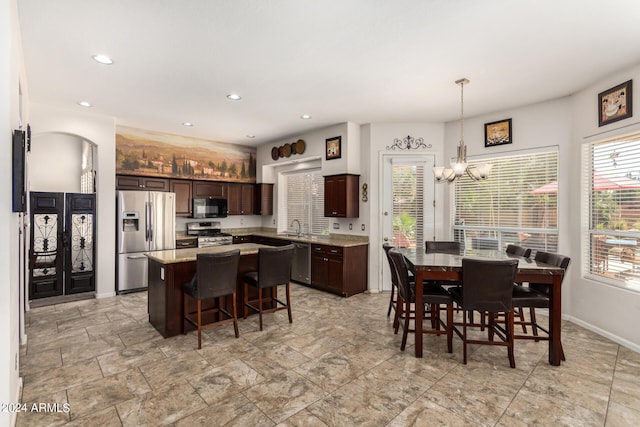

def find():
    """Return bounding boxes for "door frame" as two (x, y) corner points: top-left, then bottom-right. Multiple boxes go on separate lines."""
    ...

(378, 153), (436, 292)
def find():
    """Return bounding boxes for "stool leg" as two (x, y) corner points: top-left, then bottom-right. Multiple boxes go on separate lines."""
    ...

(197, 300), (202, 350)
(243, 282), (249, 319)
(387, 285), (395, 317)
(286, 283), (292, 324)
(258, 287), (263, 331)
(446, 304), (453, 353)
(232, 292), (239, 338)
(182, 294), (188, 335)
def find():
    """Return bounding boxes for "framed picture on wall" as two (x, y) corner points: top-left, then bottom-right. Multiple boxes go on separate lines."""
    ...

(598, 80), (633, 127)
(484, 118), (512, 147)
(326, 136), (341, 160)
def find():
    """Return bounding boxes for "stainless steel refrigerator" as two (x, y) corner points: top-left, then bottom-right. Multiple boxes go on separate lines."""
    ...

(117, 190), (176, 293)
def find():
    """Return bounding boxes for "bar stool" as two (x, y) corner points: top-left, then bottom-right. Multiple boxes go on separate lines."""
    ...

(182, 250), (241, 349)
(243, 244), (295, 331)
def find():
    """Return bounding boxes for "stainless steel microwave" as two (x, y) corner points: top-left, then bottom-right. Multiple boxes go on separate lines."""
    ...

(192, 198), (228, 218)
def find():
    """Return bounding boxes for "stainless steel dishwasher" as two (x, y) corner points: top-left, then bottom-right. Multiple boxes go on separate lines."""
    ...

(292, 242), (311, 284)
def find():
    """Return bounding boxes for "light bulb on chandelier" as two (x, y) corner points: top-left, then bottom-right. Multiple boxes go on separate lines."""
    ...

(433, 78), (492, 183)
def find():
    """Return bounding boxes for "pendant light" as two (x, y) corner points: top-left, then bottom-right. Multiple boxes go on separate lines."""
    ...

(433, 78), (492, 183)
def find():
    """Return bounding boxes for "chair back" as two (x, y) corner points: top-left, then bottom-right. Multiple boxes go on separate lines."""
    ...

(195, 249), (240, 300)
(530, 251), (571, 293)
(461, 258), (518, 312)
(388, 249), (414, 302)
(425, 241), (460, 255)
(256, 244), (295, 288)
(383, 243), (398, 285)
(534, 250), (571, 270)
(506, 244), (531, 258)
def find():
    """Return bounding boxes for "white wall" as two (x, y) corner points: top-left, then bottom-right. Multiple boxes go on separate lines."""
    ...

(568, 63), (640, 350)
(30, 104), (117, 300)
(30, 133), (83, 192)
(257, 122), (358, 232)
(2, 0), (27, 425)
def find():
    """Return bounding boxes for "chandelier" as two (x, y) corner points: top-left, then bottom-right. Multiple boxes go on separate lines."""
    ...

(433, 78), (492, 182)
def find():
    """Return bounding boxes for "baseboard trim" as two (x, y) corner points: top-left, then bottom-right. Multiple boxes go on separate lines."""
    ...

(96, 291), (116, 299)
(11, 377), (23, 427)
(563, 314), (640, 353)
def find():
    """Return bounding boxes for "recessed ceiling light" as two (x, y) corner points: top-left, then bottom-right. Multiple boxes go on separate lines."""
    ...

(182, 122), (193, 127)
(92, 54), (113, 65)
(246, 134), (256, 139)
(226, 93), (242, 101)
(77, 101), (92, 107)
(300, 114), (312, 119)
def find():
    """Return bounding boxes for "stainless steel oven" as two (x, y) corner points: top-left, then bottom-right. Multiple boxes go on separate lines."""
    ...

(186, 221), (232, 248)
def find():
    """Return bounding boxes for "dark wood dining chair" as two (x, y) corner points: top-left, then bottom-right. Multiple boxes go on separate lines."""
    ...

(505, 244), (532, 332)
(388, 249), (453, 353)
(182, 250), (241, 349)
(505, 244), (531, 258)
(243, 244), (295, 331)
(449, 258), (519, 368)
(383, 243), (398, 319)
(425, 241), (461, 255)
(512, 251), (570, 360)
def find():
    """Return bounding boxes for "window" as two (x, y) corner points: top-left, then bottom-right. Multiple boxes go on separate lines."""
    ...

(453, 148), (559, 253)
(286, 171), (329, 235)
(584, 133), (640, 290)
(392, 161), (426, 250)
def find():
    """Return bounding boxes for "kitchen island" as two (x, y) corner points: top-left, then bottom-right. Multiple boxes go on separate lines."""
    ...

(146, 243), (276, 338)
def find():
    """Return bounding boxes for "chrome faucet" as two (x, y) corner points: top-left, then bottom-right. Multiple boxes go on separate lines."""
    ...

(291, 219), (301, 236)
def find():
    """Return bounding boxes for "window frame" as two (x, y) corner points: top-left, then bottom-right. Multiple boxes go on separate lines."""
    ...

(283, 169), (329, 236)
(451, 146), (560, 253)
(582, 131), (640, 292)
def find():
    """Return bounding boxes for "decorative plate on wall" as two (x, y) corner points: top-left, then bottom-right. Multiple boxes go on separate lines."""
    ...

(271, 146), (279, 160)
(283, 143), (292, 157)
(295, 139), (305, 154)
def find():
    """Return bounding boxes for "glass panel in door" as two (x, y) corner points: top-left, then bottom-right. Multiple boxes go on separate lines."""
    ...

(381, 155), (435, 291)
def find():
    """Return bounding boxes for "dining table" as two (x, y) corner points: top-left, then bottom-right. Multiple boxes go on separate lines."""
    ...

(399, 248), (567, 366)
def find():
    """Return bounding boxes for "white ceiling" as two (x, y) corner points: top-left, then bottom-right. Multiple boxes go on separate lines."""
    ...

(17, 0), (640, 146)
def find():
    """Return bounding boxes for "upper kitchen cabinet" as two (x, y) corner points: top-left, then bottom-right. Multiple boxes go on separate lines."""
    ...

(192, 181), (227, 198)
(169, 179), (192, 216)
(254, 183), (274, 215)
(227, 183), (254, 215)
(116, 174), (169, 191)
(324, 174), (359, 218)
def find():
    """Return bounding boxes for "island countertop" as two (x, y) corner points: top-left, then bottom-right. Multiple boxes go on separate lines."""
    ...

(146, 243), (271, 264)
(231, 230), (369, 248)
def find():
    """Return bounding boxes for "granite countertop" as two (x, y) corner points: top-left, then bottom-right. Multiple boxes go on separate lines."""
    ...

(146, 243), (270, 264)
(231, 230), (369, 248)
(175, 235), (197, 241)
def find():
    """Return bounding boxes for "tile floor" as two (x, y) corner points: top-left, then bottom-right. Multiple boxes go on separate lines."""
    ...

(17, 283), (640, 426)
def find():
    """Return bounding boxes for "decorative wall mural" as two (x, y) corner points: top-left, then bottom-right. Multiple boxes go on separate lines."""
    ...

(116, 125), (257, 182)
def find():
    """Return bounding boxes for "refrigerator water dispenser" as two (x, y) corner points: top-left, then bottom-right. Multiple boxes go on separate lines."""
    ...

(122, 212), (139, 232)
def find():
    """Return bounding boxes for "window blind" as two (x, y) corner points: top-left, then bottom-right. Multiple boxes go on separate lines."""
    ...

(584, 132), (640, 290)
(286, 171), (328, 235)
(392, 162), (425, 250)
(453, 149), (558, 253)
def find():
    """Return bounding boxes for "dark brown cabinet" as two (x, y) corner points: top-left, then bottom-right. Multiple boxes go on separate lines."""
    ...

(254, 183), (274, 215)
(116, 175), (169, 191)
(324, 174), (359, 218)
(192, 181), (227, 198)
(175, 237), (198, 249)
(228, 183), (254, 215)
(170, 179), (192, 216)
(232, 235), (253, 244)
(310, 243), (367, 297)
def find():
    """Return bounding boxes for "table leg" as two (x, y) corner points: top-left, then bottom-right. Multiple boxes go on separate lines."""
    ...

(549, 273), (563, 365)
(415, 271), (424, 357)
